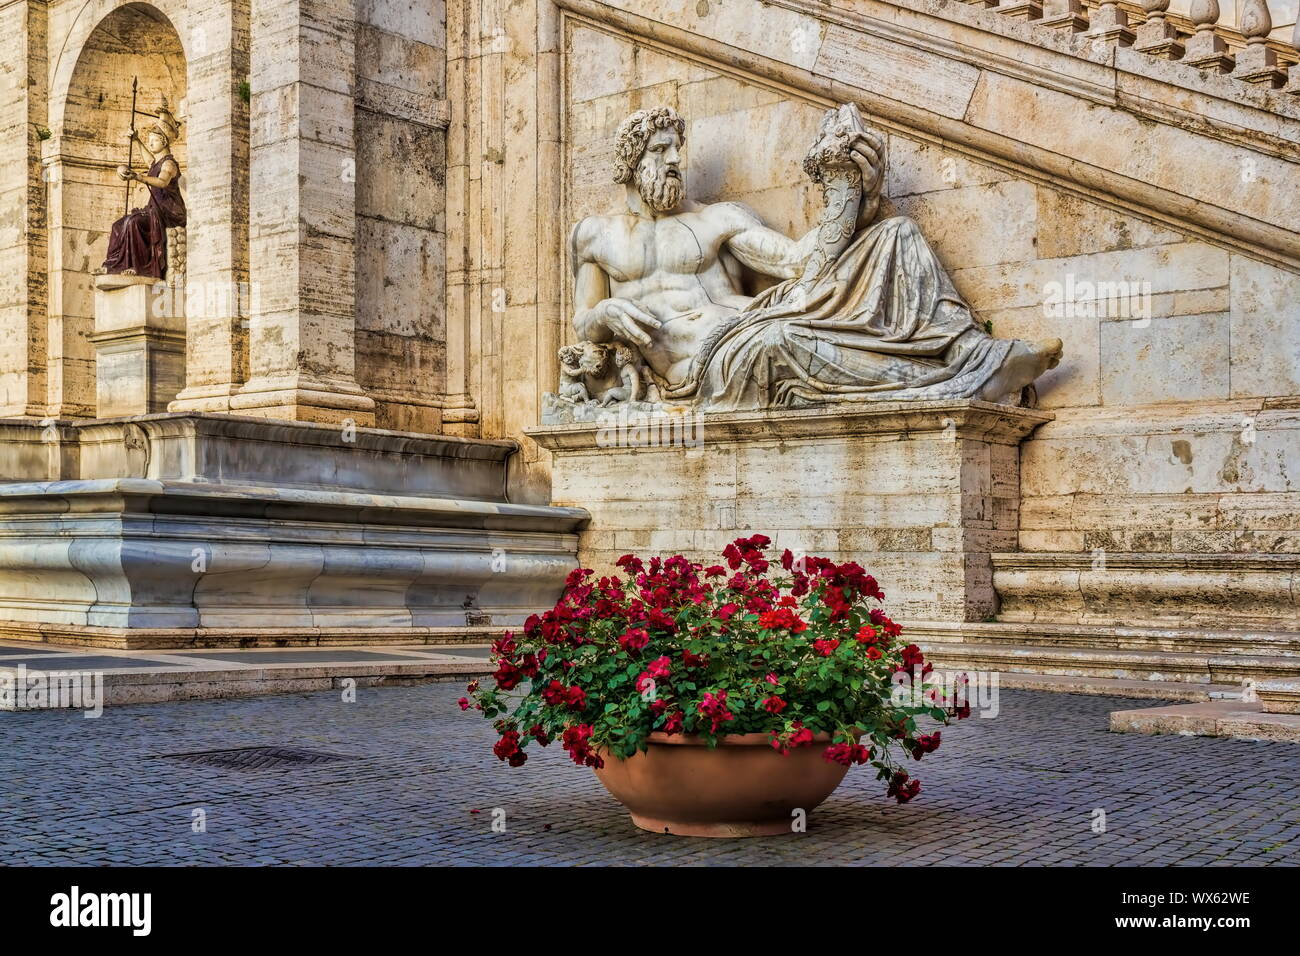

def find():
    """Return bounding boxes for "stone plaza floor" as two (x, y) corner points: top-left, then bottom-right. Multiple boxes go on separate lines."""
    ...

(2, 681), (1298, 866)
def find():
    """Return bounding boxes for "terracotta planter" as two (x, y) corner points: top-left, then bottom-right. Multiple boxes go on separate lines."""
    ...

(593, 732), (848, 837)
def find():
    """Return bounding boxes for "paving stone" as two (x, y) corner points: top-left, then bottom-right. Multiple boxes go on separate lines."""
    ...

(0, 685), (1297, 865)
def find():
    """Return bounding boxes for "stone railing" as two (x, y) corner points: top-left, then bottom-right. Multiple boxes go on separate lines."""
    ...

(963, 0), (1300, 93)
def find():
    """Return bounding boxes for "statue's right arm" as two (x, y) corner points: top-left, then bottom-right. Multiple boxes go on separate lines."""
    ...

(572, 259), (614, 343)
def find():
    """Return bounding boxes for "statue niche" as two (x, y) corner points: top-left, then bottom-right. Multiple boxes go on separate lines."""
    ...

(547, 103), (1063, 420)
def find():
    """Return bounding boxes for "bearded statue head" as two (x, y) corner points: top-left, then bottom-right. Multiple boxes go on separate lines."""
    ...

(613, 106), (686, 213)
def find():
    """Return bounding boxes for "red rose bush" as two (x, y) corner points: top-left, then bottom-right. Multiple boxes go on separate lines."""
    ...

(461, 535), (968, 803)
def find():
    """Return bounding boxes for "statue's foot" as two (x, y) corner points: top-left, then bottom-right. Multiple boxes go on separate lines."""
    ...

(121, 268), (138, 276)
(979, 337), (1063, 405)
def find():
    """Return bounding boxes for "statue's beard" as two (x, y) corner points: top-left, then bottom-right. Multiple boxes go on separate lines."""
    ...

(637, 166), (684, 213)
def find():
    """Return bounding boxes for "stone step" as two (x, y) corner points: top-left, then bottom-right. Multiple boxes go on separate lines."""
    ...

(1110, 701), (1300, 744)
(0, 622), (509, 651)
(918, 639), (1300, 686)
(909, 620), (1300, 657)
(992, 672), (1240, 702)
(1258, 680), (1300, 715)
(0, 642), (495, 710)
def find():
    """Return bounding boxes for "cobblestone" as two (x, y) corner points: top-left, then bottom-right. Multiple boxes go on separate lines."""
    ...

(1, 683), (1297, 865)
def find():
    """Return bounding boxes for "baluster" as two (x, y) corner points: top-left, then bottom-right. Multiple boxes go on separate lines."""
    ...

(1182, 0), (1234, 72)
(1040, 0), (1089, 32)
(1232, 0), (1286, 86)
(1134, 0), (1184, 59)
(1086, 0), (1136, 45)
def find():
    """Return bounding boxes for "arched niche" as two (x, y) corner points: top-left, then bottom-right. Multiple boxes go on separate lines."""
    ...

(44, 2), (187, 417)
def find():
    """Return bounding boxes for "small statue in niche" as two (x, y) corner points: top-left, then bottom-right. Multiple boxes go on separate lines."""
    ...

(558, 341), (654, 406)
(96, 98), (186, 280)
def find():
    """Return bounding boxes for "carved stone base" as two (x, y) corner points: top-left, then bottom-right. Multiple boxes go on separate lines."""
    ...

(528, 400), (1052, 623)
(1231, 43), (1287, 88)
(92, 275), (186, 418)
(0, 415), (586, 645)
(1133, 19), (1184, 60)
(1040, 0), (1089, 33)
(996, 0), (1043, 20)
(1084, 4), (1135, 46)
(1182, 30), (1234, 73)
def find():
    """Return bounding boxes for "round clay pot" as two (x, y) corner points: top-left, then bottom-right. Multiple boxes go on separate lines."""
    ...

(592, 732), (848, 837)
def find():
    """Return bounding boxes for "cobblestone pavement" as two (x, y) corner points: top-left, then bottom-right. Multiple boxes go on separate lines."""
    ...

(2, 681), (1298, 866)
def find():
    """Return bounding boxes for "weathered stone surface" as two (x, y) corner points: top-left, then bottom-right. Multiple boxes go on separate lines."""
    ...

(530, 400), (1049, 622)
(0, 414), (586, 643)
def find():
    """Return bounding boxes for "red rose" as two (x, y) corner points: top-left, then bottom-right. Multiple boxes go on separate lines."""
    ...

(762, 695), (787, 714)
(646, 655), (672, 680)
(715, 603), (740, 622)
(618, 627), (650, 653)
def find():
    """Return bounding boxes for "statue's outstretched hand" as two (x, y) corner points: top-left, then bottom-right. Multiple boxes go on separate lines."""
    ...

(116, 166), (135, 181)
(594, 298), (661, 348)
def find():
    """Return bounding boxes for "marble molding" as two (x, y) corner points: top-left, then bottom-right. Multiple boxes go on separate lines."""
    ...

(0, 415), (587, 647)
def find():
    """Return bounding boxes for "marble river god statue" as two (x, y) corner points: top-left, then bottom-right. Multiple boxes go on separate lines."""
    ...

(97, 101), (187, 280)
(555, 104), (1062, 416)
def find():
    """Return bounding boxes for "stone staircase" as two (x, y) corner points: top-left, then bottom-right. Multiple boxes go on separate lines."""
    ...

(911, 619), (1300, 709)
(948, 0), (1300, 96)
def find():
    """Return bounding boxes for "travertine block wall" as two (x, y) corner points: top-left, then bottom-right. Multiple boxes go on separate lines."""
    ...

(354, 0), (448, 433)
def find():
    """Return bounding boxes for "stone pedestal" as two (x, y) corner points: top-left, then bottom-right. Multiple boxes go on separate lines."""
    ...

(0, 414), (587, 647)
(528, 400), (1052, 623)
(90, 275), (186, 418)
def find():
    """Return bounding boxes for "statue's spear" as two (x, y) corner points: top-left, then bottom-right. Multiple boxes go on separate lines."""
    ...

(123, 76), (138, 217)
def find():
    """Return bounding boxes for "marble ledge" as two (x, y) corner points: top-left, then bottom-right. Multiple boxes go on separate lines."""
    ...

(0, 479), (590, 533)
(527, 399), (1054, 452)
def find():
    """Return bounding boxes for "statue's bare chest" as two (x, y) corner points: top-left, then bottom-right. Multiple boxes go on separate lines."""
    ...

(597, 216), (714, 283)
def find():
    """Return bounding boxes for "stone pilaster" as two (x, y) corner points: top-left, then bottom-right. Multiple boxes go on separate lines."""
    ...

(233, 0), (374, 425)
(0, 1), (47, 418)
(441, 0), (481, 438)
(169, 0), (252, 414)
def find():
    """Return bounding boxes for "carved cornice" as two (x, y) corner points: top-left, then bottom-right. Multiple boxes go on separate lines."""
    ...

(527, 399), (1054, 452)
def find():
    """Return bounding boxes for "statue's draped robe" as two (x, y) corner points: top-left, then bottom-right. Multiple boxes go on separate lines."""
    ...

(660, 216), (1011, 411)
(101, 155), (187, 280)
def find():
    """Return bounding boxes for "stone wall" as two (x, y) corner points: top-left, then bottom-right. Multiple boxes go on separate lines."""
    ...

(1, 0), (452, 429)
(445, 0), (1300, 629)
